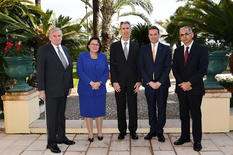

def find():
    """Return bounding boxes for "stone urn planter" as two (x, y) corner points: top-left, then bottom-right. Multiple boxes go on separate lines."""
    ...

(204, 50), (228, 89)
(3, 56), (34, 92)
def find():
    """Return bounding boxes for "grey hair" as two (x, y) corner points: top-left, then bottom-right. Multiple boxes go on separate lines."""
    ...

(48, 27), (63, 37)
(120, 21), (131, 28)
(179, 26), (193, 33)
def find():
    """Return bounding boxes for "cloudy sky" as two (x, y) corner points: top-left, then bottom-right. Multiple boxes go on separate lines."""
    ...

(36, 0), (185, 25)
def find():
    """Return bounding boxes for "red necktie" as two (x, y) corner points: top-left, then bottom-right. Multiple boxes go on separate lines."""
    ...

(184, 47), (189, 66)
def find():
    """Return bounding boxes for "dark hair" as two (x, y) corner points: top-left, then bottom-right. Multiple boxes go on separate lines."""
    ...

(120, 21), (131, 29)
(148, 26), (160, 34)
(86, 37), (102, 52)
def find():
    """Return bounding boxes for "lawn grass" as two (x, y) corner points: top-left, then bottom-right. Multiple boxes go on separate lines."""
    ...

(73, 63), (79, 88)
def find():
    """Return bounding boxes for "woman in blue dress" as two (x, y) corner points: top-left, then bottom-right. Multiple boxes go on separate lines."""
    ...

(77, 37), (109, 142)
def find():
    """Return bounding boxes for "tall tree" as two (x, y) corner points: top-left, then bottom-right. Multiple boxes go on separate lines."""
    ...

(100, 0), (114, 52)
(35, 0), (41, 8)
(93, 0), (100, 37)
(81, 0), (153, 52)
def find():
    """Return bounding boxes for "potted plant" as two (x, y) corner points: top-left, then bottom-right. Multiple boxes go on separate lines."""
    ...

(0, 41), (34, 92)
(216, 74), (233, 107)
(204, 41), (229, 89)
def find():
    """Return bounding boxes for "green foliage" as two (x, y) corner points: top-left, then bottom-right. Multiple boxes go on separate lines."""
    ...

(169, 0), (233, 48)
(130, 23), (151, 47)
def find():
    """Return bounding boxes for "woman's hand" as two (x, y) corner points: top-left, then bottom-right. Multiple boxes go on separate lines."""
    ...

(90, 81), (101, 90)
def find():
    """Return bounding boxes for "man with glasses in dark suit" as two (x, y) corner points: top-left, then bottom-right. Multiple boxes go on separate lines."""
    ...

(172, 26), (208, 152)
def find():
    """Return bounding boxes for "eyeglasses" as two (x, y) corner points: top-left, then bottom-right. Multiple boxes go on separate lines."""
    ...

(180, 32), (191, 37)
(90, 44), (99, 47)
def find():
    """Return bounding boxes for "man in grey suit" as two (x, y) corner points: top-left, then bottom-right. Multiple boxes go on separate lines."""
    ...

(38, 27), (75, 153)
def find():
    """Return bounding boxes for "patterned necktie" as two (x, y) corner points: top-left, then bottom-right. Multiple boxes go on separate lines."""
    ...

(57, 46), (68, 69)
(123, 42), (128, 59)
(184, 46), (189, 66)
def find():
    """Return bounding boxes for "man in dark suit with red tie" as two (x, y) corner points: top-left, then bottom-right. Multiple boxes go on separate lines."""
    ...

(139, 26), (171, 142)
(172, 26), (208, 151)
(110, 21), (141, 140)
(38, 27), (75, 153)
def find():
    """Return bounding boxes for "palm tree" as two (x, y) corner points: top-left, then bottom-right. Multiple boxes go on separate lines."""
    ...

(93, 0), (100, 37)
(100, 0), (114, 52)
(35, 0), (41, 8)
(173, 0), (233, 47)
(81, 0), (153, 52)
(0, 1), (88, 86)
(130, 23), (151, 48)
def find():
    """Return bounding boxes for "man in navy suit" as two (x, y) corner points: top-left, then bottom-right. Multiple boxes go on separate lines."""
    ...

(110, 21), (141, 140)
(139, 26), (171, 142)
(38, 27), (75, 153)
(172, 26), (208, 151)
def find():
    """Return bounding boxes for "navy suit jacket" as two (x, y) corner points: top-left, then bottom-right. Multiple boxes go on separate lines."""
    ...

(172, 42), (208, 95)
(139, 42), (172, 88)
(37, 44), (73, 97)
(76, 51), (109, 96)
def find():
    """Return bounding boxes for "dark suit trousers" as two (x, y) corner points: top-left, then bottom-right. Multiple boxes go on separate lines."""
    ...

(177, 93), (203, 143)
(115, 84), (137, 134)
(46, 96), (67, 144)
(145, 86), (168, 134)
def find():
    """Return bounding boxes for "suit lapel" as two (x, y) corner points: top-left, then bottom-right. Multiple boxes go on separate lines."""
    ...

(49, 44), (66, 70)
(179, 46), (185, 67)
(186, 42), (196, 66)
(127, 41), (134, 61)
(117, 41), (127, 62)
(155, 43), (162, 63)
(147, 44), (154, 63)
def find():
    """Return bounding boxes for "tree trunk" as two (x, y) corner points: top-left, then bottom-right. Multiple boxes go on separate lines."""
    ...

(35, 0), (41, 8)
(93, 0), (99, 38)
(101, 0), (114, 52)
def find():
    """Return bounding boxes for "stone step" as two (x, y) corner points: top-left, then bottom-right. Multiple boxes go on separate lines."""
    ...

(29, 119), (181, 134)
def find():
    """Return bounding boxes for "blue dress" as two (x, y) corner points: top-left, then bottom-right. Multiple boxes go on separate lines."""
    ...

(76, 51), (109, 117)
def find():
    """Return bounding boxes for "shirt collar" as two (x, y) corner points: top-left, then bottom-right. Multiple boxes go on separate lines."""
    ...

(51, 43), (62, 50)
(121, 39), (129, 44)
(184, 40), (194, 51)
(151, 42), (159, 49)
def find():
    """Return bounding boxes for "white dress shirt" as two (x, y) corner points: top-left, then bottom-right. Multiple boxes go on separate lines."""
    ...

(121, 39), (130, 52)
(51, 43), (69, 66)
(183, 40), (194, 56)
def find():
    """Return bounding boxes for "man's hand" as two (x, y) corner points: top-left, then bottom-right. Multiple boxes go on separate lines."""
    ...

(148, 81), (161, 90)
(134, 82), (141, 93)
(113, 82), (121, 92)
(39, 90), (46, 101)
(68, 88), (72, 96)
(178, 81), (192, 91)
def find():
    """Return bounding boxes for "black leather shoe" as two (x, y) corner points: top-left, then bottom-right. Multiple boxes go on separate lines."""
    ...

(144, 132), (157, 140)
(98, 136), (103, 141)
(118, 133), (126, 140)
(130, 133), (138, 140)
(47, 143), (61, 153)
(57, 138), (75, 145)
(157, 134), (165, 142)
(88, 138), (94, 143)
(174, 138), (190, 145)
(193, 142), (202, 151)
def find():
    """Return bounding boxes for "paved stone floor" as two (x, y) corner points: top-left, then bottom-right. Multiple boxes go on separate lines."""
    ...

(1, 131), (233, 155)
